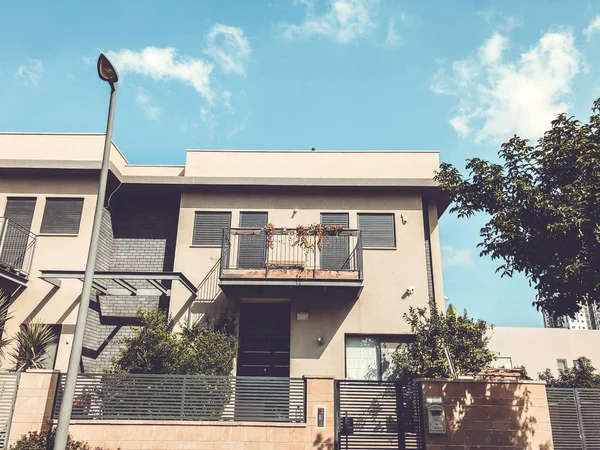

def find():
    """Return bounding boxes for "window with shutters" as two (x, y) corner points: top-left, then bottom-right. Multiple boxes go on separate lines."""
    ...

(357, 213), (396, 248)
(192, 212), (231, 246)
(40, 198), (84, 235)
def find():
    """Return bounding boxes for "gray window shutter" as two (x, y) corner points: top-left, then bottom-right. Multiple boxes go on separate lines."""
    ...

(358, 213), (395, 248)
(238, 212), (268, 269)
(320, 213), (349, 270)
(2, 198), (37, 270)
(193, 212), (231, 246)
(41, 198), (84, 234)
(4, 197), (36, 229)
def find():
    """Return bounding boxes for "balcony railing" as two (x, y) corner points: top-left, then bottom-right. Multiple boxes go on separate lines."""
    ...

(0, 218), (36, 279)
(220, 228), (363, 281)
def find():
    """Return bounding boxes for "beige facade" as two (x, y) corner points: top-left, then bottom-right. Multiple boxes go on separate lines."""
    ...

(489, 326), (600, 377)
(0, 133), (446, 379)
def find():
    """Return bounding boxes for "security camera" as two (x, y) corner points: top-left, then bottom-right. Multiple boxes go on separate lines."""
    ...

(406, 286), (415, 295)
(444, 296), (449, 301)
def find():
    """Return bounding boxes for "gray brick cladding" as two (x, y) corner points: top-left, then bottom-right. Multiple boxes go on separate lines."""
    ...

(81, 200), (179, 372)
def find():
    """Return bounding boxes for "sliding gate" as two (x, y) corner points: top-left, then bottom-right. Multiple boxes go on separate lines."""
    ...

(335, 380), (424, 450)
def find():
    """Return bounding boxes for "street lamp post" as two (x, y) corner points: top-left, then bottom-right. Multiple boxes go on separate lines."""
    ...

(53, 53), (119, 450)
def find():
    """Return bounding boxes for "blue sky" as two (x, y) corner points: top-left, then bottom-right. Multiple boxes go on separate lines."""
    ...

(2, 0), (600, 327)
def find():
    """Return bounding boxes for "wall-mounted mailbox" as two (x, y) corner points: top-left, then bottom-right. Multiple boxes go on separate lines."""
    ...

(427, 404), (446, 435)
(317, 407), (325, 427)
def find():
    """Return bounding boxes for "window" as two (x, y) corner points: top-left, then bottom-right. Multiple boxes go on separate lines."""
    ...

(40, 325), (61, 370)
(557, 359), (568, 371)
(490, 357), (513, 369)
(192, 212), (231, 246)
(345, 335), (408, 381)
(357, 213), (396, 248)
(40, 198), (84, 234)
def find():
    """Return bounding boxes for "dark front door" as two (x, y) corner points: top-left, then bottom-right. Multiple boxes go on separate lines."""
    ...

(238, 212), (268, 269)
(237, 303), (291, 377)
(320, 213), (350, 270)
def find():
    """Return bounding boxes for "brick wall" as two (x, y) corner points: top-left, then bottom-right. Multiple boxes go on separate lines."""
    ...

(81, 201), (179, 372)
(420, 379), (553, 449)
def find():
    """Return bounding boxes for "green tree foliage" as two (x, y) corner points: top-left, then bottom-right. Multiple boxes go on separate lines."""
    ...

(10, 321), (56, 372)
(538, 356), (600, 388)
(392, 299), (494, 379)
(435, 99), (600, 318)
(9, 429), (113, 450)
(112, 308), (237, 375)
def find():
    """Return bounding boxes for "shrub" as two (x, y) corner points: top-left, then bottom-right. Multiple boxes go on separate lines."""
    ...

(9, 429), (116, 450)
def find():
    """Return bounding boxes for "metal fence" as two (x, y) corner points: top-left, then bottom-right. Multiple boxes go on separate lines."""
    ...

(335, 380), (424, 450)
(53, 374), (306, 423)
(0, 218), (36, 279)
(547, 387), (600, 449)
(0, 373), (19, 450)
(221, 228), (363, 279)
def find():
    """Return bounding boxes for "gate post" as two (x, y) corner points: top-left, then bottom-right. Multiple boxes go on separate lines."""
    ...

(574, 389), (587, 448)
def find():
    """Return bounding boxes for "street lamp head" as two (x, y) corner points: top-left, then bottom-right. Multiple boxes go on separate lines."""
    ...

(97, 53), (118, 84)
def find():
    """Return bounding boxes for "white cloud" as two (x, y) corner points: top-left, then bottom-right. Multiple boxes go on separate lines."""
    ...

(136, 88), (161, 120)
(14, 59), (43, 89)
(281, 0), (378, 44)
(442, 245), (474, 268)
(431, 30), (581, 142)
(385, 18), (401, 46)
(82, 56), (95, 66)
(205, 24), (251, 77)
(583, 16), (600, 40)
(227, 111), (251, 139)
(106, 47), (214, 103)
(475, 10), (522, 32)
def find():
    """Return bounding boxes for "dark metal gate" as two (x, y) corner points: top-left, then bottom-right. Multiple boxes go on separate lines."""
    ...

(335, 380), (424, 450)
(547, 387), (600, 449)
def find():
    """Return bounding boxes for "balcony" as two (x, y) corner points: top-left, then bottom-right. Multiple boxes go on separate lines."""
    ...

(219, 228), (363, 298)
(0, 217), (36, 285)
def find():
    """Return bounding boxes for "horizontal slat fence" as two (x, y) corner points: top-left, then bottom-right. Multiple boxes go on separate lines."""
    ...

(547, 387), (600, 449)
(53, 374), (305, 423)
(0, 373), (19, 450)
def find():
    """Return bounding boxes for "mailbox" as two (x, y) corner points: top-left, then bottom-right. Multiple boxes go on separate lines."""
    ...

(427, 404), (446, 435)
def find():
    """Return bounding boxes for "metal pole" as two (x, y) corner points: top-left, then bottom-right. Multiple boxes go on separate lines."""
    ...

(53, 82), (117, 450)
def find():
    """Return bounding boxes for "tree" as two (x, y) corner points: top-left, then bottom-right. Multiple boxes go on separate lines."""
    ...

(538, 356), (600, 388)
(112, 308), (237, 375)
(392, 299), (494, 379)
(10, 321), (56, 372)
(435, 99), (600, 318)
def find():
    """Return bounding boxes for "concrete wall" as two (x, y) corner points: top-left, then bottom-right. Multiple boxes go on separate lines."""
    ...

(490, 326), (600, 377)
(172, 191), (445, 379)
(421, 379), (553, 450)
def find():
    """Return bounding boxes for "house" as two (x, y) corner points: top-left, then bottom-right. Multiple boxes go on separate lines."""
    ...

(0, 132), (447, 379)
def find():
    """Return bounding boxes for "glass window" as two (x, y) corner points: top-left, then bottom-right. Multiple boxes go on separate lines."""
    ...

(40, 325), (61, 370)
(40, 198), (84, 234)
(345, 335), (408, 380)
(557, 359), (568, 371)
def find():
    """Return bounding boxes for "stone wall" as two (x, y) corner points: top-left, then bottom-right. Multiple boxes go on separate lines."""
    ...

(420, 379), (553, 449)
(9, 375), (335, 450)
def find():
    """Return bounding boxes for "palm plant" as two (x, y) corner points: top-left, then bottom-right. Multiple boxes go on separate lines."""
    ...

(0, 295), (13, 363)
(10, 320), (56, 372)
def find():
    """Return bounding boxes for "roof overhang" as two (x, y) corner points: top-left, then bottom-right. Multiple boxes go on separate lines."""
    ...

(39, 271), (197, 296)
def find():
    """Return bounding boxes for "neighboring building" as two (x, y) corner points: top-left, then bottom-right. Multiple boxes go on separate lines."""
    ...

(0, 133), (447, 379)
(489, 327), (600, 376)
(543, 303), (600, 330)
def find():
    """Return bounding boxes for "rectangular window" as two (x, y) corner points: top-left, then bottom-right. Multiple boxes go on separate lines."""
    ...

(345, 335), (408, 381)
(557, 359), (568, 371)
(40, 325), (61, 370)
(40, 198), (84, 234)
(357, 213), (396, 248)
(192, 212), (232, 246)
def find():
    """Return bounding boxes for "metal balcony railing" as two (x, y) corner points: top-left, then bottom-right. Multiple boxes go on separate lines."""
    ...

(220, 228), (363, 280)
(0, 218), (36, 279)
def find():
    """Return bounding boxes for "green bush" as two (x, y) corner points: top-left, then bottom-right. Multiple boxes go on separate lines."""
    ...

(111, 308), (237, 375)
(9, 429), (116, 450)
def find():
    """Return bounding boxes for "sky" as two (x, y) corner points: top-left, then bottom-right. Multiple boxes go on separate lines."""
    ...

(2, 0), (600, 327)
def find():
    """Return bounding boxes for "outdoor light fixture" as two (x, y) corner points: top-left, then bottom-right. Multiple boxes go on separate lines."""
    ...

(97, 53), (119, 84)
